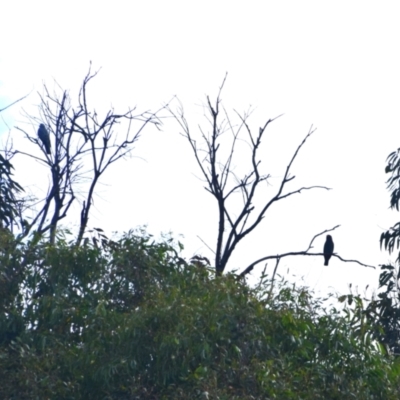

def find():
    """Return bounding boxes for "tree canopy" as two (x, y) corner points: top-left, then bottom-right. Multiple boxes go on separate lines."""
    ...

(1, 228), (400, 399)
(1, 71), (400, 399)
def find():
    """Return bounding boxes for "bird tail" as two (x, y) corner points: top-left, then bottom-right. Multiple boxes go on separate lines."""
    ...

(324, 260), (328, 266)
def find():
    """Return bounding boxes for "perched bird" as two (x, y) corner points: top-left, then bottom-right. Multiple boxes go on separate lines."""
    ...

(323, 235), (334, 266)
(38, 124), (51, 154)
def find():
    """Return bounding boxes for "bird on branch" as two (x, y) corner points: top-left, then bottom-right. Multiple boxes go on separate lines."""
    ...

(38, 124), (51, 154)
(323, 235), (334, 266)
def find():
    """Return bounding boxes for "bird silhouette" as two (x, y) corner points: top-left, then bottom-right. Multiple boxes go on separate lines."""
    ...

(323, 235), (334, 266)
(38, 124), (51, 154)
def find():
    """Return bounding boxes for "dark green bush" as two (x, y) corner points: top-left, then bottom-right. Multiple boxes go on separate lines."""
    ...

(1, 230), (399, 399)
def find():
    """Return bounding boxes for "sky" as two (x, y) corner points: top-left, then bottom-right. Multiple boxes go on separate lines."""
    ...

(1, 1), (400, 297)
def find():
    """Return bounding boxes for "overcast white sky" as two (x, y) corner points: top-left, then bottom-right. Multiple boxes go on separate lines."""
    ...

(1, 1), (400, 297)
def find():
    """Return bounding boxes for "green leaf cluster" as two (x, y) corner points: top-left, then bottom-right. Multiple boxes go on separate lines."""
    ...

(1, 230), (399, 399)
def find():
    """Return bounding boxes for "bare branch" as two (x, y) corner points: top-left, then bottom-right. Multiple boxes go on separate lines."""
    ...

(238, 253), (375, 278)
(0, 93), (29, 113)
(196, 235), (216, 255)
(238, 225), (375, 278)
(276, 185), (331, 200)
(267, 257), (281, 302)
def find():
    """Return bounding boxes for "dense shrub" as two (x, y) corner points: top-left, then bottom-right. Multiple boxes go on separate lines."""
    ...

(1, 230), (399, 399)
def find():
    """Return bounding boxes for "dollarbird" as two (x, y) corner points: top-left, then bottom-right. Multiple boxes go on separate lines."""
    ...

(38, 124), (51, 154)
(323, 235), (334, 266)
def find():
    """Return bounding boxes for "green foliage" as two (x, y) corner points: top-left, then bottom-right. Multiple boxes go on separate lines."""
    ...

(373, 146), (400, 356)
(340, 264), (400, 357)
(370, 264), (400, 355)
(1, 229), (399, 399)
(384, 149), (400, 211)
(0, 153), (24, 229)
(381, 149), (400, 261)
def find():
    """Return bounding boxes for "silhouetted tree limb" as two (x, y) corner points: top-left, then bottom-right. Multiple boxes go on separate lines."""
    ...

(169, 75), (330, 275)
(239, 252), (376, 277)
(0, 94), (28, 113)
(239, 225), (375, 278)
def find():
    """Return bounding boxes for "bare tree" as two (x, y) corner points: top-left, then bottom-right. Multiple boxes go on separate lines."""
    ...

(15, 66), (164, 245)
(169, 76), (373, 276)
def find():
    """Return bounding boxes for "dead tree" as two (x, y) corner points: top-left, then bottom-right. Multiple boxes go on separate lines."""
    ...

(171, 78), (375, 277)
(15, 66), (163, 245)
(169, 76), (334, 276)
